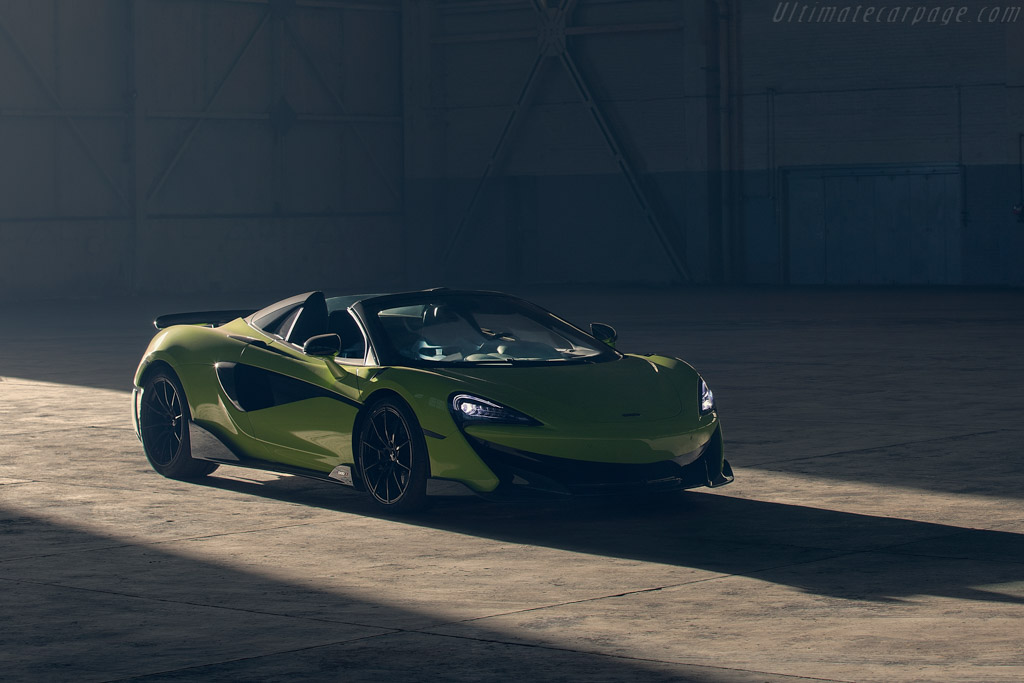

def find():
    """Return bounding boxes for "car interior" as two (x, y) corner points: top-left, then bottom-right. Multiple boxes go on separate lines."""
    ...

(252, 292), (367, 361)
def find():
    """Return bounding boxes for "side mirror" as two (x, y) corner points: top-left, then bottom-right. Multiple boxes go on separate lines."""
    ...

(590, 322), (618, 348)
(303, 333), (342, 357)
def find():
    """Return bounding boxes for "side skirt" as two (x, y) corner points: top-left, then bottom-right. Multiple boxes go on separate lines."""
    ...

(188, 420), (364, 490)
(188, 420), (474, 496)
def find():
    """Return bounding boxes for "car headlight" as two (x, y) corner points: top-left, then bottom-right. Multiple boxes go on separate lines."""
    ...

(699, 378), (716, 416)
(451, 394), (540, 426)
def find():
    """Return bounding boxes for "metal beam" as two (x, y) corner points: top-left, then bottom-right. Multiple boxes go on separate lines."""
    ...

(432, 29), (534, 45)
(560, 0), (581, 22)
(441, 0), (586, 267)
(145, 111), (401, 123)
(0, 109), (127, 119)
(130, 0), (145, 292)
(441, 51), (549, 266)
(147, 209), (401, 220)
(271, 7), (286, 213)
(566, 21), (684, 36)
(296, 0), (400, 10)
(0, 215), (131, 224)
(150, 0), (400, 11)
(440, 0), (692, 281)
(557, 49), (691, 282)
(432, 20), (682, 44)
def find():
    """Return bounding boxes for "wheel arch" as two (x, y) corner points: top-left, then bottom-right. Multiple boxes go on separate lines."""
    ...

(137, 362), (219, 480)
(137, 360), (197, 422)
(138, 358), (176, 387)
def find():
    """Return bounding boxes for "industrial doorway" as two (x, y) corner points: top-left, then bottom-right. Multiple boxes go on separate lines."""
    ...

(785, 165), (962, 285)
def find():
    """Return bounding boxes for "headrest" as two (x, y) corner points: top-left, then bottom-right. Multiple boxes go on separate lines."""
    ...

(422, 303), (461, 326)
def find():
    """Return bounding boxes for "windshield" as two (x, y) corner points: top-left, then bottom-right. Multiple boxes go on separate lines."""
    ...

(360, 294), (618, 367)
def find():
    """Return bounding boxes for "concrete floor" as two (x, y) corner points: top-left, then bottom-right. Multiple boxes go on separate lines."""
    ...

(1, 287), (1022, 682)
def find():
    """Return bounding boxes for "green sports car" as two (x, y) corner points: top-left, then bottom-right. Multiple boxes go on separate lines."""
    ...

(133, 289), (733, 512)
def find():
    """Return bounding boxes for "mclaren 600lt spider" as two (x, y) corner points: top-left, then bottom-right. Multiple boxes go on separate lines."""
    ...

(133, 289), (732, 512)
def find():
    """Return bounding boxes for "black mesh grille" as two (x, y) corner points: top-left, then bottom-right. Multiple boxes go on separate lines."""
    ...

(468, 435), (713, 496)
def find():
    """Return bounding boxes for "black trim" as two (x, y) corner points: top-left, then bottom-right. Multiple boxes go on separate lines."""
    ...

(711, 458), (735, 487)
(423, 429), (447, 440)
(466, 433), (722, 497)
(215, 362), (361, 412)
(190, 420), (469, 497)
(286, 292), (328, 346)
(243, 338), (298, 359)
(247, 292), (312, 331)
(189, 421), (366, 491)
(215, 363), (242, 410)
(303, 333), (342, 358)
(188, 421), (242, 462)
(154, 309), (255, 330)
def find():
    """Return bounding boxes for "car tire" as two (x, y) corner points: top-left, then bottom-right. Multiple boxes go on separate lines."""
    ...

(139, 369), (218, 480)
(357, 397), (429, 513)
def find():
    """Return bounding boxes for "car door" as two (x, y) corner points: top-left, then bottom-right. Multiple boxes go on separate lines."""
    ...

(235, 337), (363, 472)
(186, 331), (262, 453)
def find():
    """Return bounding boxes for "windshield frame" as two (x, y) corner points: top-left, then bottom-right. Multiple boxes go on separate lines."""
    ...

(352, 291), (622, 368)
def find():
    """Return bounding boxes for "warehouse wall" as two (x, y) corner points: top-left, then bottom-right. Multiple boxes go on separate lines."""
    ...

(737, 0), (1024, 285)
(2, 0), (1022, 300)
(0, 0), (404, 300)
(406, 0), (1024, 288)
(402, 0), (711, 287)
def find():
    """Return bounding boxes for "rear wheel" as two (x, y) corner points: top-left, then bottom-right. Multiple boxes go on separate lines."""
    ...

(139, 369), (218, 480)
(357, 398), (428, 513)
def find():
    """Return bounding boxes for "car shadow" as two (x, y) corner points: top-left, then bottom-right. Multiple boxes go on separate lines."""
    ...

(0, 504), (733, 682)
(194, 472), (1024, 607)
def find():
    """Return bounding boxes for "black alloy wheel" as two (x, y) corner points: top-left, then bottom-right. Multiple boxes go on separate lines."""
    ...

(358, 399), (428, 512)
(139, 370), (218, 479)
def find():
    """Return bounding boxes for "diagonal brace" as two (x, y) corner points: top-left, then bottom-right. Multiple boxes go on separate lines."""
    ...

(147, 9), (271, 203)
(442, 0), (690, 282)
(441, 51), (549, 266)
(557, 49), (691, 282)
(283, 19), (401, 203)
(0, 14), (130, 209)
(441, 0), (576, 266)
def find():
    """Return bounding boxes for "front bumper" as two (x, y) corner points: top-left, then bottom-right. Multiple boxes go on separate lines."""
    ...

(466, 425), (732, 499)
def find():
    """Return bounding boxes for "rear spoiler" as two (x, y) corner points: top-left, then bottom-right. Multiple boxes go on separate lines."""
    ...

(153, 309), (256, 330)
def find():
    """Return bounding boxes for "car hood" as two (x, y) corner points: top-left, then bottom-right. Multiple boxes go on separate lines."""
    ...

(433, 355), (688, 424)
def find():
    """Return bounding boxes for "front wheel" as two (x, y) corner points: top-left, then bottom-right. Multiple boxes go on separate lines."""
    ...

(357, 398), (429, 513)
(139, 369), (218, 480)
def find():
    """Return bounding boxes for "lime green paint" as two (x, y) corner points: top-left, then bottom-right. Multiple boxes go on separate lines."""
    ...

(134, 314), (722, 497)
